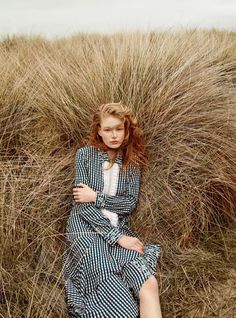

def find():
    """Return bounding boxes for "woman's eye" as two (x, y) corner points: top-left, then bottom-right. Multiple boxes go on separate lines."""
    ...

(103, 127), (123, 132)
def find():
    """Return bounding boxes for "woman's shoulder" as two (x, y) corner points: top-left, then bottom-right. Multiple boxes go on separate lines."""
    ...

(76, 145), (98, 157)
(125, 160), (141, 178)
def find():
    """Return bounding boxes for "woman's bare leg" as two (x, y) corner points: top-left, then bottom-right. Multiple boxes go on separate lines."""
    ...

(139, 275), (162, 318)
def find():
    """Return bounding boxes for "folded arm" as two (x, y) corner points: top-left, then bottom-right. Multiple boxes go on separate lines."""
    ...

(94, 165), (141, 215)
(74, 147), (124, 246)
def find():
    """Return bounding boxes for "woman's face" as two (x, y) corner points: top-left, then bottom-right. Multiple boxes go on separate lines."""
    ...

(98, 115), (125, 150)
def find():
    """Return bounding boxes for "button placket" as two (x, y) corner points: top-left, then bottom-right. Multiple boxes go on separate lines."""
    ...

(100, 160), (119, 227)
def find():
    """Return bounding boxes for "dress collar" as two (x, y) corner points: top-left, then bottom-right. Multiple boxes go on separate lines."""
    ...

(98, 148), (123, 166)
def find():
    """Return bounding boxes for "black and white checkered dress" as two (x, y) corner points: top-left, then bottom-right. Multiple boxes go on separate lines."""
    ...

(63, 145), (161, 317)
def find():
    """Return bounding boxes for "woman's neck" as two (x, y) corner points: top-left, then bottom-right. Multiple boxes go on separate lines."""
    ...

(107, 150), (116, 160)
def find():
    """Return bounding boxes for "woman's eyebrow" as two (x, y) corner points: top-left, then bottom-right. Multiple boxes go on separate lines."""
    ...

(104, 124), (123, 128)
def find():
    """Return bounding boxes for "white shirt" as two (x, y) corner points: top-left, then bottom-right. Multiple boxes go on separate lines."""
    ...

(101, 160), (119, 226)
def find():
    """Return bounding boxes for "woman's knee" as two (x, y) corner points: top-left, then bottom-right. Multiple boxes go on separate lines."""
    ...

(139, 275), (159, 295)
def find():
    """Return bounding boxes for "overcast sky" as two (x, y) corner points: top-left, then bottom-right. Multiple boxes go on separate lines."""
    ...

(0, 0), (235, 39)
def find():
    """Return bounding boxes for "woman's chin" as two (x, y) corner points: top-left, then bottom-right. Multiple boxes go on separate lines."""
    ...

(108, 143), (120, 148)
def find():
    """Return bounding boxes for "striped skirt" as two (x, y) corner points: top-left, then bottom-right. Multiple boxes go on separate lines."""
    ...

(63, 210), (161, 318)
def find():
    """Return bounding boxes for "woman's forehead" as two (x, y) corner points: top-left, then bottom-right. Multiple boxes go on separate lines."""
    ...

(100, 115), (124, 127)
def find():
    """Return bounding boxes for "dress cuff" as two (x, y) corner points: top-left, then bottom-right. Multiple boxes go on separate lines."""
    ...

(104, 228), (124, 246)
(95, 191), (107, 209)
(95, 225), (123, 246)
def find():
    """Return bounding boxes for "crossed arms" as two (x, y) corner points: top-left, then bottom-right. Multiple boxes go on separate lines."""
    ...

(73, 147), (141, 246)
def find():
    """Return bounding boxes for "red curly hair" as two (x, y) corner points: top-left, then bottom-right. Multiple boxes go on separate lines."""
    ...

(84, 102), (149, 171)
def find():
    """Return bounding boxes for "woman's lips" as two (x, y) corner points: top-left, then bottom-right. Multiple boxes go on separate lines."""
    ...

(111, 141), (119, 143)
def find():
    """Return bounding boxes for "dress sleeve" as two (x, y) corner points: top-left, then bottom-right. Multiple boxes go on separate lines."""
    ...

(74, 148), (124, 246)
(94, 165), (141, 215)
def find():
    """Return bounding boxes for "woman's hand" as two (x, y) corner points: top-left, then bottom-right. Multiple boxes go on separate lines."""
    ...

(117, 235), (145, 255)
(73, 183), (97, 203)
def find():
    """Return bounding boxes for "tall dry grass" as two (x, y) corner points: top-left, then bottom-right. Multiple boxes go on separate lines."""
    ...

(0, 29), (236, 317)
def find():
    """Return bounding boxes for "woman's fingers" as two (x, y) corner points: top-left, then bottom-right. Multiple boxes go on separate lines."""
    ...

(137, 247), (144, 254)
(73, 188), (81, 201)
(73, 190), (80, 202)
(138, 241), (144, 248)
(137, 241), (145, 254)
(73, 188), (78, 194)
(133, 245), (144, 255)
(136, 240), (144, 249)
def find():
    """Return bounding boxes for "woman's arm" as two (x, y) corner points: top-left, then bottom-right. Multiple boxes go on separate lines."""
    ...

(74, 148), (124, 246)
(94, 165), (141, 215)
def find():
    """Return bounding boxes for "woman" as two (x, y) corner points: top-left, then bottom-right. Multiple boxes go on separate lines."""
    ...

(63, 102), (162, 318)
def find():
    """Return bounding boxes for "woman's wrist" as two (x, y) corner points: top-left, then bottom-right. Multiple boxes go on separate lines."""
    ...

(94, 191), (107, 208)
(93, 191), (97, 203)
